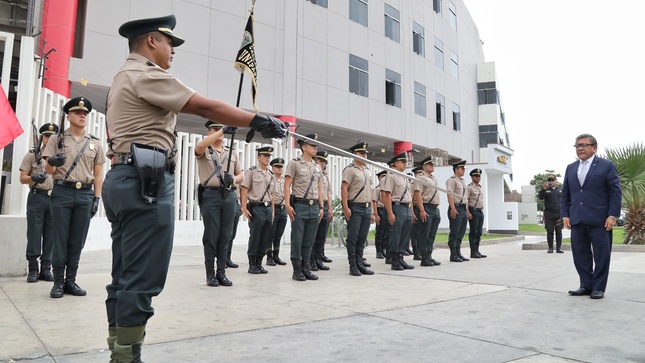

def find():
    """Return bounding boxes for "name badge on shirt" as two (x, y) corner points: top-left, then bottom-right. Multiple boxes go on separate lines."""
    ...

(89, 144), (95, 151)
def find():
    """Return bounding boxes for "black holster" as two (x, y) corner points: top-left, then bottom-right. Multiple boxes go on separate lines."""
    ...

(197, 184), (204, 206)
(289, 194), (296, 207)
(130, 143), (167, 204)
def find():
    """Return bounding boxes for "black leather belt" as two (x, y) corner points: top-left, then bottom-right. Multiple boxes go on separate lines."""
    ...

(352, 202), (371, 208)
(32, 188), (52, 196)
(377, 206), (384, 211)
(455, 203), (467, 207)
(392, 201), (408, 206)
(275, 204), (285, 209)
(295, 198), (317, 206)
(203, 185), (237, 191)
(470, 207), (483, 211)
(112, 153), (175, 173)
(424, 203), (439, 208)
(249, 201), (271, 207)
(54, 180), (93, 190)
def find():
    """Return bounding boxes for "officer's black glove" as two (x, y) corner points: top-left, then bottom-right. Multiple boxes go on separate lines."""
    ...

(31, 174), (48, 184)
(247, 114), (287, 143)
(91, 197), (100, 218)
(47, 154), (67, 167)
(223, 173), (235, 187)
(222, 126), (237, 135)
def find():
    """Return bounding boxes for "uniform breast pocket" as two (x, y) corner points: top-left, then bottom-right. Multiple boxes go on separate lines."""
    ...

(83, 148), (97, 161)
(253, 175), (265, 184)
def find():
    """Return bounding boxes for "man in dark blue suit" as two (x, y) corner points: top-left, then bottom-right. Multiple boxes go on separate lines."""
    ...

(561, 133), (622, 300)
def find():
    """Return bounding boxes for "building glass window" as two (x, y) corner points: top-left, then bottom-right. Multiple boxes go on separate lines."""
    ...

(452, 103), (461, 131)
(434, 37), (444, 70)
(306, 0), (328, 8)
(448, 1), (457, 30)
(433, 0), (441, 14)
(414, 82), (426, 117)
(349, 54), (369, 97)
(385, 69), (401, 107)
(412, 22), (425, 56)
(436, 93), (445, 125)
(384, 4), (400, 43)
(349, 0), (368, 26)
(477, 82), (498, 105)
(450, 51), (459, 80)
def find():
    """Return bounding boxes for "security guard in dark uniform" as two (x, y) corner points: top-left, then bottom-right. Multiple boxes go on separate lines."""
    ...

(266, 157), (288, 266)
(341, 142), (375, 276)
(43, 97), (105, 298)
(195, 121), (240, 287)
(311, 150), (333, 271)
(284, 134), (323, 281)
(409, 166), (424, 260)
(467, 168), (487, 258)
(372, 170), (388, 259)
(446, 160), (471, 262)
(19, 122), (58, 282)
(380, 152), (414, 270)
(241, 146), (275, 274)
(538, 174), (564, 253)
(103, 14), (286, 362)
(413, 156), (442, 266)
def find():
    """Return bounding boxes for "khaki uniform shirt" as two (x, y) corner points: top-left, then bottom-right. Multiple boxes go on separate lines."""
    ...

(42, 131), (106, 183)
(106, 53), (197, 158)
(19, 151), (53, 190)
(342, 163), (372, 203)
(414, 172), (440, 204)
(381, 173), (412, 204)
(446, 175), (469, 204)
(272, 176), (285, 206)
(320, 170), (332, 202)
(467, 183), (485, 209)
(241, 166), (273, 203)
(284, 157), (321, 199)
(196, 146), (241, 187)
(372, 186), (383, 208)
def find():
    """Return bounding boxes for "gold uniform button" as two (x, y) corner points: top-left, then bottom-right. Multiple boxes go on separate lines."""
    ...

(75, 182), (82, 189)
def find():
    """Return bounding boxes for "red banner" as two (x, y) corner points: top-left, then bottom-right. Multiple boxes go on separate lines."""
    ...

(0, 87), (23, 149)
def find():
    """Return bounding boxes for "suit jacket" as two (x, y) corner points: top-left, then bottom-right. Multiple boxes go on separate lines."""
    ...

(561, 156), (622, 226)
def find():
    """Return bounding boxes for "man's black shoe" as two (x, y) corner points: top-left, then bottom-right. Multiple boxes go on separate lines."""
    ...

(556, 250), (564, 254)
(590, 290), (604, 299)
(568, 287), (592, 296)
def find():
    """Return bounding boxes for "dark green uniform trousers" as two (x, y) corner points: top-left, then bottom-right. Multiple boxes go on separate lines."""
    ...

(50, 184), (93, 269)
(313, 204), (330, 257)
(345, 203), (372, 257)
(376, 207), (390, 252)
(103, 165), (174, 327)
(414, 205), (441, 253)
(247, 204), (273, 256)
(26, 192), (53, 261)
(388, 203), (412, 253)
(447, 204), (468, 249)
(200, 190), (236, 262)
(290, 203), (319, 259)
(468, 208), (484, 246)
(270, 206), (287, 250)
(227, 202), (242, 261)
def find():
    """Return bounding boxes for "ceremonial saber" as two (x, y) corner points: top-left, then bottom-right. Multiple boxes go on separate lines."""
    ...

(284, 127), (459, 198)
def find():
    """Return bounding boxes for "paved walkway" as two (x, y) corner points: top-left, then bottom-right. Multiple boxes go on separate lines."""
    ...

(1, 236), (644, 363)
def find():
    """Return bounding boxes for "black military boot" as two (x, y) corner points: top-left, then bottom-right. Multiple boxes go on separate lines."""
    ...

(390, 252), (403, 270)
(266, 250), (276, 266)
(420, 251), (434, 266)
(273, 249), (287, 265)
(449, 247), (463, 262)
(248, 256), (261, 274)
(216, 259), (233, 286)
(398, 253), (415, 269)
(257, 255), (268, 274)
(315, 249), (330, 270)
(309, 255), (319, 271)
(291, 258), (306, 281)
(477, 242), (487, 258)
(302, 258), (319, 280)
(348, 254), (361, 276)
(27, 260), (39, 283)
(375, 241), (384, 259)
(470, 242), (481, 258)
(64, 265), (87, 296)
(556, 241), (563, 253)
(320, 244), (332, 263)
(50, 267), (65, 298)
(412, 241), (422, 260)
(205, 260), (218, 287)
(356, 254), (374, 275)
(385, 252), (392, 264)
(456, 245), (469, 262)
(39, 260), (54, 281)
(429, 251), (441, 266)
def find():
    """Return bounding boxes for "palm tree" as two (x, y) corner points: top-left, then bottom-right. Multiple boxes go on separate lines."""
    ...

(604, 142), (645, 244)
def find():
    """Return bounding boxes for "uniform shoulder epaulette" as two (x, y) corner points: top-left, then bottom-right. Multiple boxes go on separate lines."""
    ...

(468, 182), (474, 186)
(248, 165), (257, 170)
(292, 157), (300, 161)
(90, 134), (99, 140)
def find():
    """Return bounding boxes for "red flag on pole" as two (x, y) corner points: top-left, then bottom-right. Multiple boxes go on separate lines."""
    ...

(0, 87), (23, 149)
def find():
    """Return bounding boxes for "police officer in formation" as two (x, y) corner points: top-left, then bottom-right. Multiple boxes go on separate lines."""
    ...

(467, 168), (487, 258)
(380, 152), (414, 270)
(103, 14), (286, 362)
(311, 150), (333, 271)
(409, 166), (424, 260)
(266, 157), (288, 266)
(195, 121), (239, 287)
(19, 122), (58, 282)
(284, 134), (323, 281)
(446, 160), (471, 262)
(43, 97), (105, 298)
(372, 170), (388, 259)
(341, 142), (375, 276)
(241, 146), (275, 274)
(538, 174), (564, 253)
(412, 156), (442, 266)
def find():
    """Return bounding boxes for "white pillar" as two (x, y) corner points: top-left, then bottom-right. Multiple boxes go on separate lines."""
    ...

(0, 31), (15, 190)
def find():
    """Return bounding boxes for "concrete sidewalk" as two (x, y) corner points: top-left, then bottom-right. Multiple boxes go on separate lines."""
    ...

(1, 237), (644, 363)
